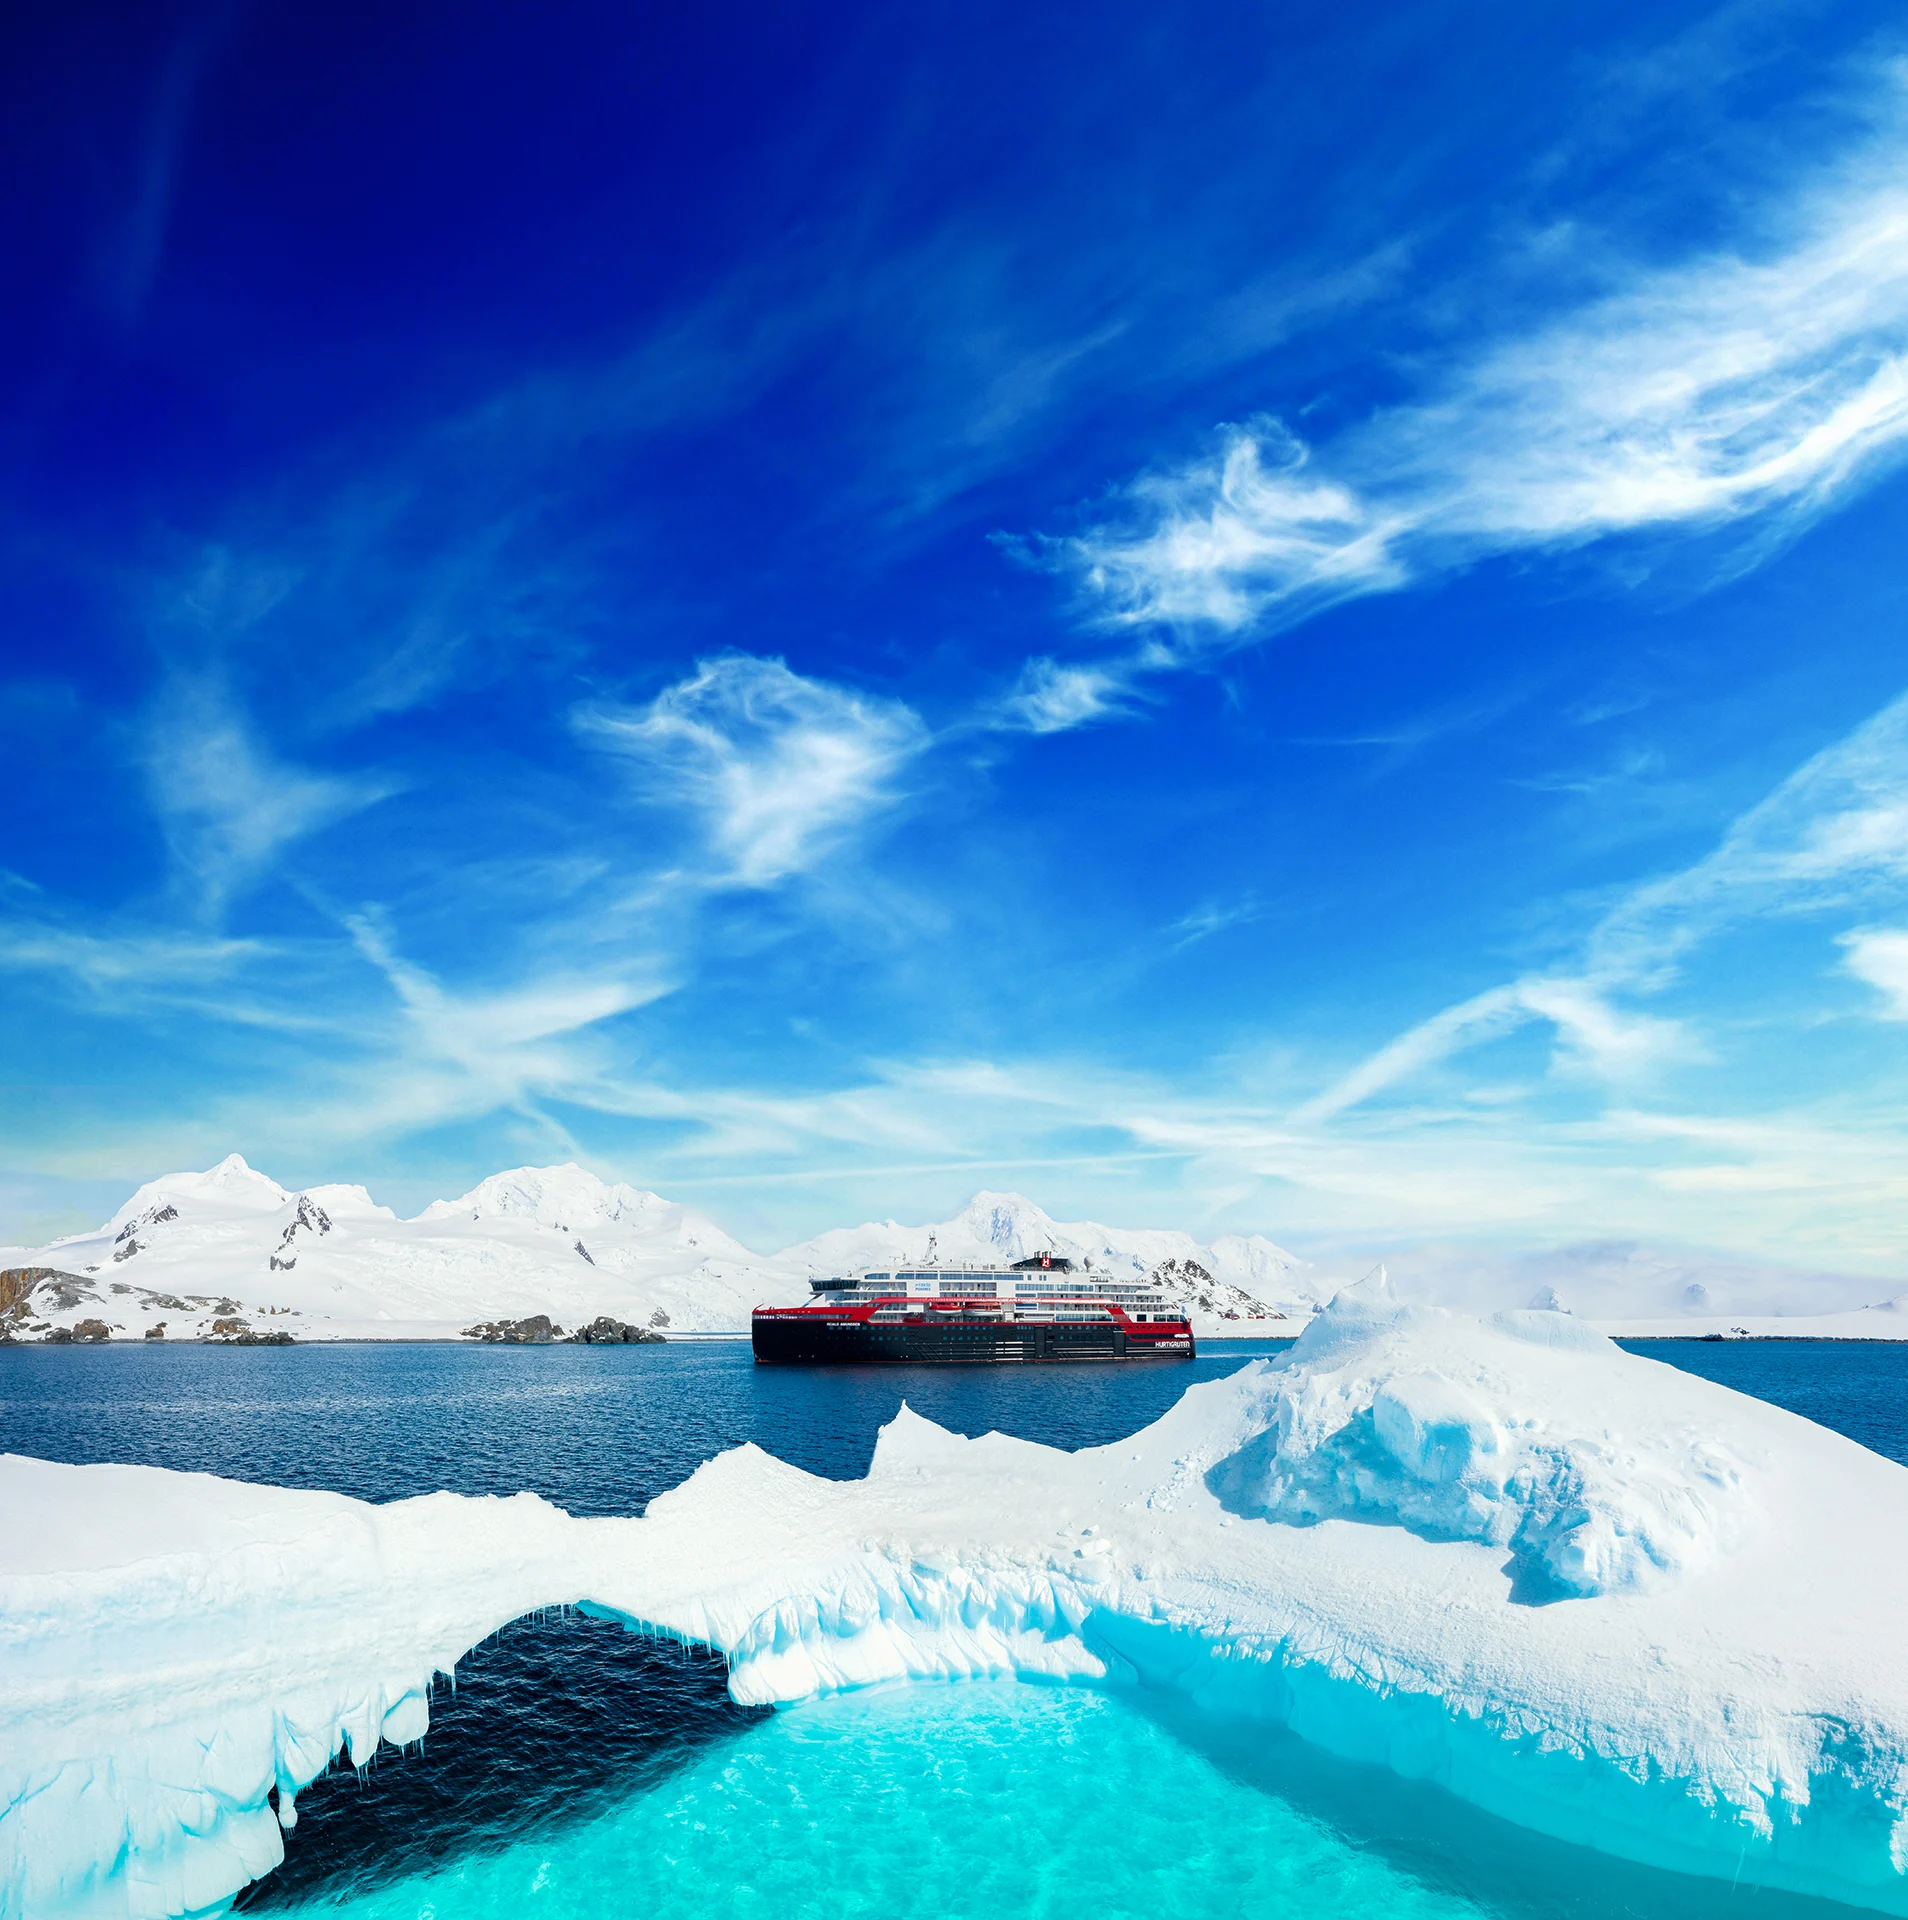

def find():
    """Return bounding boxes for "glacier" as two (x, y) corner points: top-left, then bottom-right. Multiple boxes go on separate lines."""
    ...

(6, 1278), (1908, 1918)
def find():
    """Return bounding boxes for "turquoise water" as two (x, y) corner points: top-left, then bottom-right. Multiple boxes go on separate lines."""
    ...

(318, 1685), (1487, 1920)
(313, 1681), (1853, 1920)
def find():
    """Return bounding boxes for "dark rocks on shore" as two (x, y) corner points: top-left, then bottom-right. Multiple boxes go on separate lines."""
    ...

(203, 1317), (293, 1344)
(461, 1313), (665, 1344)
(463, 1314), (563, 1344)
(46, 1319), (112, 1344)
(568, 1315), (665, 1344)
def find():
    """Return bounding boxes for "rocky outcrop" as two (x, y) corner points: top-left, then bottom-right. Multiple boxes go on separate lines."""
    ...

(268, 1194), (335, 1272)
(462, 1314), (563, 1344)
(3, 1270), (103, 1341)
(206, 1316), (295, 1345)
(567, 1315), (664, 1344)
(112, 1204), (179, 1264)
(2, 1268), (89, 1316)
(46, 1319), (112, 1344)
(1150, 1254), (1287, 1321)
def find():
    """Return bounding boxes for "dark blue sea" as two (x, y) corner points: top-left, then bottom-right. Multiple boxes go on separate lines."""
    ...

(3, 1336), (1902, 1920)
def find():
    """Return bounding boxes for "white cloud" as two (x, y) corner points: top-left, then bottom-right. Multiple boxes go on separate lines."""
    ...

(323, 914), (671, 1141)
(578, 654), (927, 885)
(348, 915), (660, 1061)
(1067, 421), (1408, 631)
(147, 685), (399, 914)
(1840, 927), (1908, 1018)
(0, 923), (268, 995)
(1296, 973), (1690, 1122)
(1588, 688), (1908, 981)
(1515, 977), (1696, 1078)
(1039, 90), (1908, 698)
(996, 657), (1139, 733)
(1166, 895), (1266, 950)
(1304, 685), (1908, 1122)
(1299, 985), (1529, 1120)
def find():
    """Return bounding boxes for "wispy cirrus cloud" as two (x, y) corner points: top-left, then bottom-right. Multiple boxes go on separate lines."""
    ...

(1586, 687), (1908, 982)
(0, 922), (266, 992)
(994, 656), (1144, 734)
(337, 912), (668, 1140)
(1166, 895), (1267, 951)
(146, 683), (401, 916)
(577, 653), (928, 886)
(1307, 684), (1908, 1121)
(1022, 82), (1908, 718)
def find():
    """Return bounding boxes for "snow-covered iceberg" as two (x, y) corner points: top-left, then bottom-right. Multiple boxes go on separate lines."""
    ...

(7, 1282), (1908, 1917)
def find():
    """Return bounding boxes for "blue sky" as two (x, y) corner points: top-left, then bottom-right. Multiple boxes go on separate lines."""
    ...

(5, 0), (1908, 1266)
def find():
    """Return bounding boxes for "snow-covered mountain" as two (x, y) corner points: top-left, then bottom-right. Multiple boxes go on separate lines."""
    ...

(0, 1157), (777, 1343)
(4, 1157), (1904, 1343)
(759, 1191), (1308, 1326)
(0, 1162), (1305, 1343)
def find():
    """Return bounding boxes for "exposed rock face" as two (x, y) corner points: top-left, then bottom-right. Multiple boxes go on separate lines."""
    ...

(112, 1204), (179, 1264)
(274, 1194), (332, 1260)
(2, 1268), (90, 1317)
(1156, 1256), (1213, 1285)
(47, 1319), (112, 1344)
(462, 1315), (563, 1344)
(2, 1271), (266, 1343)
(568, 1315), (664, 1344)
(1149, 1254), (1286, 1321)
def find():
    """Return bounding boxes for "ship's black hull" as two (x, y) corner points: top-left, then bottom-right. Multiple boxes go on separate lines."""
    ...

(751, 1313), (1195, 1365)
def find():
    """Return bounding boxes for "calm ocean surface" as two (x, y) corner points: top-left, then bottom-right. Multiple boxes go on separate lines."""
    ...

(3, 1335), (1902, 1920)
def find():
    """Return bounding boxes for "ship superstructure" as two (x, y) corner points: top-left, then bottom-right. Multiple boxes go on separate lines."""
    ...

(751, 1253), (1195, 1364)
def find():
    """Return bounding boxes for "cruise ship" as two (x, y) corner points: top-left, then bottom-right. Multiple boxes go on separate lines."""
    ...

(751, 1253), (1196, 1364)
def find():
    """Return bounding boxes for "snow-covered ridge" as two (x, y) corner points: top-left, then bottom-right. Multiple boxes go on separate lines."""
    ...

(8, 1287), (1908, 1917)
(4, 1156), (1905, 1343)
(0, 1162), (1302, 1343)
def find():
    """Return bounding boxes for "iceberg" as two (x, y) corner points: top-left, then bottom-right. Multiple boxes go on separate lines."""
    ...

(6, 1282), (1908, 1917)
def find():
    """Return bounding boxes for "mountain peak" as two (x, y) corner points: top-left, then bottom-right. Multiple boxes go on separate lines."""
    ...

(110, 1154), (291, 1228)
(951, 1192), (1063, 1260)
(422, 1163), (670, 1228)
